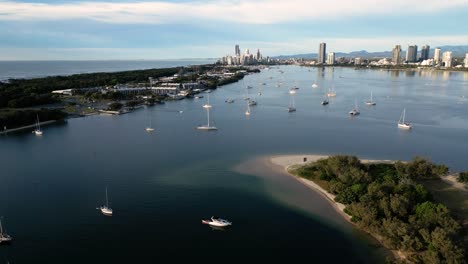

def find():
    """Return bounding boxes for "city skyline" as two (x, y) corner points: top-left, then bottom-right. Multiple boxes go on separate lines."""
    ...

(0, 0), (468, 60)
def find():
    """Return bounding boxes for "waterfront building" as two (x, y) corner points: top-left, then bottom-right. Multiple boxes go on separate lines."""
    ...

(434, 48), (441, 64)
(420, 45), (430, 61)
(442, 51), (453, 67)
(464, 53), (468, 68)
(354, 57), (362, 65)
(327, 52), (335, 65)
(392, 45), (402, 65)
(405, 45), (418, 63)
(318, 43), (326, 64)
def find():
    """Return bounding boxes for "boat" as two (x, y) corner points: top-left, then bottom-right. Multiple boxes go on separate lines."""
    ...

(145, 113), (155, 132)
(290, 87), (299, 91)
(225, 98), (234, 103)
(312, 83), (318, 88)
(321, 94), (329, 105)
(349, 100), (360, 116)
(365, 91), (376, 105)
(288, 90), (296, 112)
(197, 95), (218, 131)
(245, 101), (251, 116)
(201, 216), (232, 227)
(32, 114), (43, 136)
(248, 99), (257, 106)
(194, 95), (203, 99)
(398, 108), (412, 129)
(0, 218), (12, 244)
(247, 85), (253, 89)
(327, 86), (336, 97)
(99, 187), (113, 216)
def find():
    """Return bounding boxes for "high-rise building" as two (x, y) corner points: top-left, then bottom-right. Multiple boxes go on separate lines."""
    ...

(354, 57), (362, 65)
(420, 45), (430, 61)
(327, 52), (335, 65)
(442, 51), (453, 67)
(256, 49), (261, 61)
(235, 44), (240, 57)
(405, 45), (418, 62)
(464, 53), (468, 68)
(392, 45), (402, 65)
(434, 48), (441, 64)
(318, 43), (326, 64)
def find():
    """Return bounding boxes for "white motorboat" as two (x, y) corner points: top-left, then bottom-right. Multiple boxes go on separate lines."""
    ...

(202, 216), (232, 227)
(398, 108), (412, 129)
(312, 83), (318, 88)
(99, 187), (113, 216)
(0, 218), (12, 244)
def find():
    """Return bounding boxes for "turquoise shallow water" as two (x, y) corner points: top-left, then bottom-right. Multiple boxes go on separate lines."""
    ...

(1, 66), (467, 263)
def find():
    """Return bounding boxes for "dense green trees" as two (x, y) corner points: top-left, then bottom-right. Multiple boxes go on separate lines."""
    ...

(0, 108), (67, 129)
(457, 172), (468, 183)
(296, 155), (465, 263)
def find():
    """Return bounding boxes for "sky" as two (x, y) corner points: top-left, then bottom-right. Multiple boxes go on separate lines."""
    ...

(0, 0), (468, 60)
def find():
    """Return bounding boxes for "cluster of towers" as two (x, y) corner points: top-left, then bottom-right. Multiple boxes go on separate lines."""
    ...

(392, 45), (454, 67)
(220, 44), (266, 65)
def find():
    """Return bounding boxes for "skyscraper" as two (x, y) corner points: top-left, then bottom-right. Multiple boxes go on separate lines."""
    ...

(405, 45), (418, 63)
(235, 44), (240, 57)
(256, 49), (261, 61)
(327, 52), (335, 65)
(392, 45), (402, 65)
(420, 45), (430, 61)
(318, 43), (326, 64)
(434, 48), (441, 64)
(464, 53), (468, 68)
(442, 51), (453, 67)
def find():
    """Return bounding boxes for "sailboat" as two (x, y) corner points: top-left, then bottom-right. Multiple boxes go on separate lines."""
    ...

(99, 187), (113, 216)
(321, 94), (329, 105)
(349, 99), (360, 116)
(245, 101), (251, 116)
(365, 91), (376, 105)
(312, 82), (318, 88)
(0, 218), (12, 244)
(288, 90), (297, 112)
(33, 114), (43, 136)
(398, 108), (412, 129)
(327, 86), (336, 97)
(197, 95), (217, 130)
(145, 113), (155, 132)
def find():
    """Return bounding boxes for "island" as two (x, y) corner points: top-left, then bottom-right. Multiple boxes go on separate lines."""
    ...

(269, 155), (466, 263)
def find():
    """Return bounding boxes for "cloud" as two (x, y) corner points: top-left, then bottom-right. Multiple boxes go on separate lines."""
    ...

(0, 0), (467, 24)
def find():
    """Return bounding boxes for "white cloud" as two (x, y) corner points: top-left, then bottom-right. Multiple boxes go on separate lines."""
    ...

(0, 0), (467, 24)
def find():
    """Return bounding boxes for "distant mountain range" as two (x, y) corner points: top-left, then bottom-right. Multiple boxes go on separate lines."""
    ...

(272, 45), (468, 59)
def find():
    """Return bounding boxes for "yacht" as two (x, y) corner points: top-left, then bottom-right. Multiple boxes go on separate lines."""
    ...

(321, 94), (329, 105)
(365, 91), (376, 105)
(145, 113), (155, 132)
(245, 101), (251, 116)
(225, 98), (234, 103)
(248, 99), (257, 106)
(197, 95), (218, 131)
(0, 218), (12, 244)
(99, 187), (113, 216)
(202, 216), (232, 227)
(349, 100), (360, 116)
(194, 95), (203, 99)
(312, 83), (318, 88)
(288, 90), (297, 112)
(398, 108), (412, 129)
(33, 114), (43, 136)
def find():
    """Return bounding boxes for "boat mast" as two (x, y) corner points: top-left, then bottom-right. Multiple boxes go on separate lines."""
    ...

(370, 91), (373, 102)
(402, 108), (406, 123)
(36, 114), (41, 131)
(0, 218), (3, 235)
(105, 187), (109, 208)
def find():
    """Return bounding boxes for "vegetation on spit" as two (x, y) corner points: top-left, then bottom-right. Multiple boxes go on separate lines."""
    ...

(294, 155), (465, 263)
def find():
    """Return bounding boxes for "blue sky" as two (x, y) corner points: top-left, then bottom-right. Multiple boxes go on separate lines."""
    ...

(0, 0), (467, 60)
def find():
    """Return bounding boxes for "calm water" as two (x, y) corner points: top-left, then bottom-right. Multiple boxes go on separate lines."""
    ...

(0, 60), (215, 80)
(1, 66), (468, 263)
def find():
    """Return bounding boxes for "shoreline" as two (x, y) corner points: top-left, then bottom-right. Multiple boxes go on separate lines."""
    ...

(268, 154), (405, 260)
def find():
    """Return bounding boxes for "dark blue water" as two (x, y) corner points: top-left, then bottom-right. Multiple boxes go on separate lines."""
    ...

(0, 60), (215, 80)
(1, 66), (467, 263)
